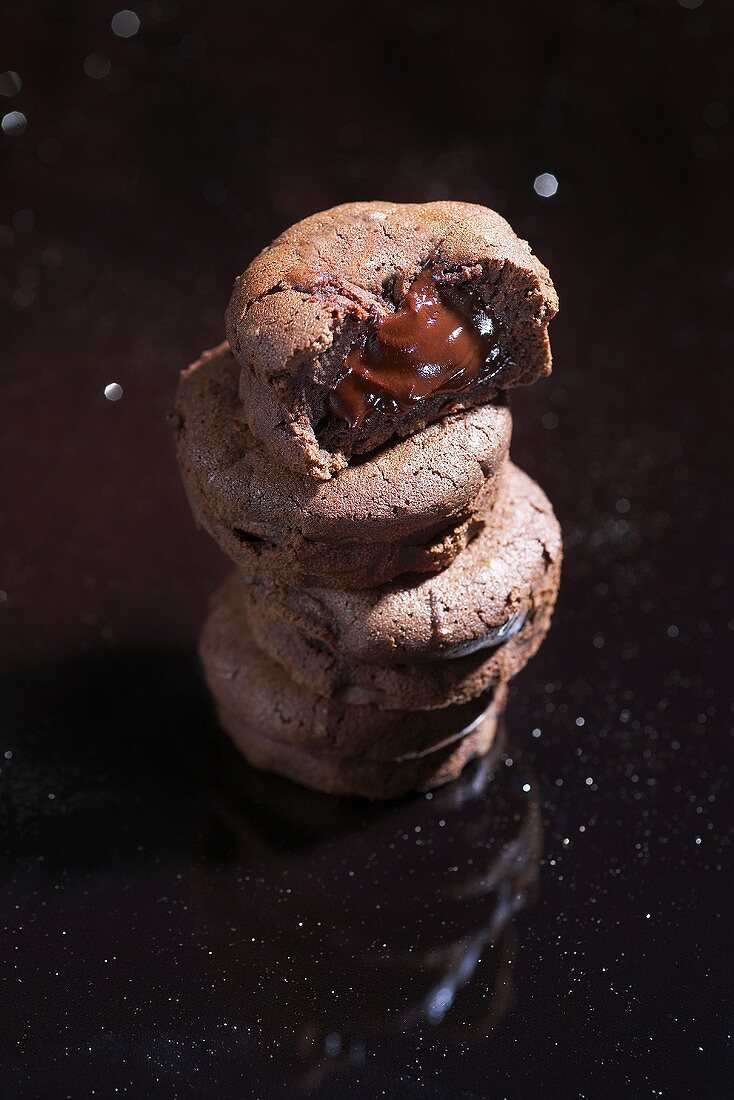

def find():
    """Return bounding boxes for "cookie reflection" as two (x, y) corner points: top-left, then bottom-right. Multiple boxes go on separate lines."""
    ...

(195, 724), (542, 1095)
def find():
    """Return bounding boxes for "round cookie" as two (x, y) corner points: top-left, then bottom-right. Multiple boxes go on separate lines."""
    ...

(216, 704), (504, 800)
(200, 576), (505, 769)
(240, 463), (562, 709)
(174, 342), (511, 589)
(225, 201), (557, 479)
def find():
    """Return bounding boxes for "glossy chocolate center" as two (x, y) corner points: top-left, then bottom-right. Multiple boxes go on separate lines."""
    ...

(328, 269), (505, 427)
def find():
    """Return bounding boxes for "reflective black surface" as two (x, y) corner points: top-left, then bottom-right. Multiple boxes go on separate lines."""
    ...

(2, 2), (733, 1097)
(3, 648), (732, 1097)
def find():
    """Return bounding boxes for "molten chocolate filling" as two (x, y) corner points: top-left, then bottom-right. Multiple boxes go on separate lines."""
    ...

(328, 269), (508, 428)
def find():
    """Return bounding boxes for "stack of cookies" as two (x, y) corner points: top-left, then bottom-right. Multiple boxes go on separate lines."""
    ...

(174, 201), (561, 799)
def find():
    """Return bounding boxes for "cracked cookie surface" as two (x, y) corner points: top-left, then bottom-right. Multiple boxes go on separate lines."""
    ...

(174, 341), (511, 589)
(238, 463), (562, 708)
(199, 589), (507, 798)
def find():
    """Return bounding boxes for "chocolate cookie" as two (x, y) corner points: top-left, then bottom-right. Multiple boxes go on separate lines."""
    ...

(240, 463), (562, 709)
(174, 342), (511, 589)
(225, 201), (557, 479)
(200, 577), (505, 767)
(216, 704), (504, 800)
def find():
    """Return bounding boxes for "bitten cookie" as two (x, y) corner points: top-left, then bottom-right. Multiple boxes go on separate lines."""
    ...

(200, 578), (505, 768)
(174, 342), (511, 589)
(239, 463), (562, 710)
(225, 201), (557, 479)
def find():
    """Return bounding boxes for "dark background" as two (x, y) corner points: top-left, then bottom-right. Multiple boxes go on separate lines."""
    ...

(2, 1), (733, 1097)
